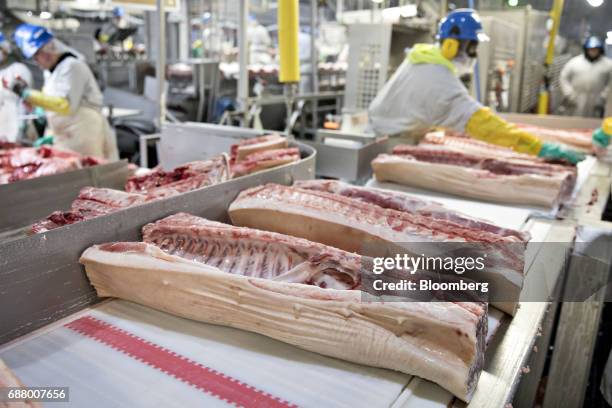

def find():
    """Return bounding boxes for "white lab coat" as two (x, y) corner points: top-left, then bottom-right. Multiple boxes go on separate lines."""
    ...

(368, 59), (481, 136)
(43, 55), (118, 160)
(248, 23), (272, 65)
(560, 54), (612, 117)
(0, 62), (33, 142)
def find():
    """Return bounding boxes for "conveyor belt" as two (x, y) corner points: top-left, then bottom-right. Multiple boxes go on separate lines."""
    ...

(0, 300), (411, 408)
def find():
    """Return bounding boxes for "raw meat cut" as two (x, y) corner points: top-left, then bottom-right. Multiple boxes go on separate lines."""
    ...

(0, 358), (41, 408)
(231, 148), (300, 178)
(230, 134), (288, 163)
(0, 146), (104, 184)
(294, 179), (530, 242)
(30, 187), (148, 233)
(80, 213), (487, 401)
(228, 184), (526, 314)
(516, 124), (593, 151)
(125, 155), (230, 197)
(372, 140), (576, 207)
(420, 132), (568, 163)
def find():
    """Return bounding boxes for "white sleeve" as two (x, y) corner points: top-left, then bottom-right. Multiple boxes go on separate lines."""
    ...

(559, 58), (575, 97)
(417, 65), (482, 132)
(46, 59), (88, 114)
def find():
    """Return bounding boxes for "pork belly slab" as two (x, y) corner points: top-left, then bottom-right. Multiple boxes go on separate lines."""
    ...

(228, 183), (526, 315)
(80, 213), (487, 402)
(372, 151), (574, 208)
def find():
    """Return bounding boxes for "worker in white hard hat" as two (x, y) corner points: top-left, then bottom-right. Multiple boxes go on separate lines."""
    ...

(369, 8), (586, 164)
(560, 36), (612, 118)
(8, 24), (118, 160)
(0, 31), (33, 142)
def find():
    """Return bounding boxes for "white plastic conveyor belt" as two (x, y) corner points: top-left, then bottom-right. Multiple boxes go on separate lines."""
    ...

(0, 300), (411, 407)
(0, 300), (505, 407)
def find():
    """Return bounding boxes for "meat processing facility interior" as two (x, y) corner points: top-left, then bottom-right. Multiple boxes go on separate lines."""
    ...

(2, 1), (612, 407)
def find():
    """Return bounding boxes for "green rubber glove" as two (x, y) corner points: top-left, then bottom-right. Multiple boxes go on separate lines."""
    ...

(593, 128), (610, 148)
(592, 118), (612, 148)
(34, 135), (54, 147)
(538, 142), (585, 164)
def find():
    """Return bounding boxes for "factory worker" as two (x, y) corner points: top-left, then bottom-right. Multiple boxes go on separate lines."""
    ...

(560, 36), (612, 118)
(0, 32), (33, 142)
(369, 9), (585, 164)
(9, 24), (118, 159)
(248, 15), (272, 65)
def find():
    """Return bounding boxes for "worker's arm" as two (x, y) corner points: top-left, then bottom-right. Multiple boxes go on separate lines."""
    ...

(465, 107), (542, 154)
(559, 59), (575, 101)
(593, 117), (612, 148)
(9, 77), (71, 115)
(466, 107), (585, 164)
(22, 90), (71, 115)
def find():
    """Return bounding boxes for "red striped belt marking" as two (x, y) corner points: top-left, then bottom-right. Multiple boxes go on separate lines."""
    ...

(66, 316), (296, 408)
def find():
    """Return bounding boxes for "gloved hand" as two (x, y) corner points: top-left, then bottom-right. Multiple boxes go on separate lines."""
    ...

(538, 142), (585, 164)
(592, 118), (612, 148)
(10, 77), (29, 98)
(33, 135), (54, 147)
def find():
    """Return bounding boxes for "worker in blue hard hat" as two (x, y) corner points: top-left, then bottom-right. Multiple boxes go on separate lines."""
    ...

(95, 6), (135, 53)
(0, 31), (33, 142)
(369, 8), (586, 164)
(560, 36), (612, 118)
(8, 24), (118, 159)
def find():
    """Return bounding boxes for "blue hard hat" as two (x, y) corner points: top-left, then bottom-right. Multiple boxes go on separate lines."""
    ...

(13, 24), (54, 59)
(112, 6), (125, 18)
(438, 9), (489, 42)
(584, 36), (603, 49)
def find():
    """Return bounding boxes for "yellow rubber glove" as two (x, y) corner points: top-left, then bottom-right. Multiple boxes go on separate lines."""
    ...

(465, 107), (542, 155)
(23, 90), (71, 116)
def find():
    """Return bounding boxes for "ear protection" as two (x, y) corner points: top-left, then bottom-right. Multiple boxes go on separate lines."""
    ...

(441, 38), (459, 60)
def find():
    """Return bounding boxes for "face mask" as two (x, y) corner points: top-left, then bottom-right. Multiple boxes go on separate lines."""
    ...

(453, 52), (476, 76)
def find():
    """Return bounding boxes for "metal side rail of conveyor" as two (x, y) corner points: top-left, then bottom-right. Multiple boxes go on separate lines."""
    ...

(0, 160), (129, 242)
(0, 136), (315, 345)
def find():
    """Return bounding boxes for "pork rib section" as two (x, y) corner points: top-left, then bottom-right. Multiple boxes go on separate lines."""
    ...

(80, 213), (487, 402)
(125, 155), (230, 198)
(231, 147), (300, 178)
(230, 134), (288, 163)
(30, 187), (148, 233)
(0, 146), (104, 184)
(372, 142), (576, 208)
(294, 179), (530, 242)
(229, 184), (525, 315)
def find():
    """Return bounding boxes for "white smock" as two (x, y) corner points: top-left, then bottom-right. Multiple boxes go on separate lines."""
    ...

(0, 62), (32, 142)
(248, 23), (272, 65)
(43, 54), (118, 160)
(560, 54), (612, 118)
(368, 58), (481, 136)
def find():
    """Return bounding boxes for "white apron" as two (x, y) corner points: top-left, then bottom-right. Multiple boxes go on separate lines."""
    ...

(47, 106), (119, 160)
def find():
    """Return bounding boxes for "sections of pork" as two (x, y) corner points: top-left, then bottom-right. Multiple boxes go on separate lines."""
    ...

(228, 183), (526, 315)
(229, 134), (288, 163)
(231, 147), (300, 178)
(125, 155), (230, 198)
(294, 179), (531, 242)
(30, 188), (149, 233)
(31, 155), (231, 234)
(372, 138), (576, 208)
(0, 146), (105, 185)
(515, 124), (593, 152)
(80, 213), (487, 402)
